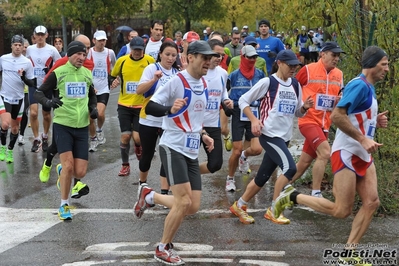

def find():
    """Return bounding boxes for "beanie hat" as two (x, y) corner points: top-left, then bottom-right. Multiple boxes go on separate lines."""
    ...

(67, 41), (87, 57)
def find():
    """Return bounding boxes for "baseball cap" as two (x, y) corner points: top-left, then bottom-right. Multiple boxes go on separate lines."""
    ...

(243, 25), (249, 29)
(258, 19), (270, 28)
(241, 32), (248, 38)
(301, 25), (307, 31)
(275, 50), (301, 65)
(187, 40), (218, 55)
(129, 36), (145, 50)
(183, 31), (200, 43)
(309, 30), (314, 34)
(141, 34), (149, 39)
(241, 46), (258, 57)
(244, 36), (257, 46)
(93, 30), (107, 40)
(320, 41), (345, 53)
(232, 26), (239, 31)
(34, 25), (47, 34)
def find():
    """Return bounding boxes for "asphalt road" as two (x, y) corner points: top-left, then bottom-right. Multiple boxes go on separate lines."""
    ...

(0, 89), (398, 266)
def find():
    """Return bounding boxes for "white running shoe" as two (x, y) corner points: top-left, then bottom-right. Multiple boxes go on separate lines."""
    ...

(97, 131), (106, 145)
(225, 179), (236, 191)
(239, 157), (250, 174)
(18, 135), (25, 145)
(89, 138), (98, 152)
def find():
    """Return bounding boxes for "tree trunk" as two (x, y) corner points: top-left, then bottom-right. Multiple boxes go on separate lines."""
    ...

(83, 20), (92, 39)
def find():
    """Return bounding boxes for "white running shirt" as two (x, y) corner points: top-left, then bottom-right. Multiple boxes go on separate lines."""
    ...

(87, 47), (116, 95)
(26, 44), (61, 87)
(0, 54), (34, 100)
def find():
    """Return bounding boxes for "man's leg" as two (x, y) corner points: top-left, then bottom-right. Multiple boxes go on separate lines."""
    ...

(96, 102), (106, 131)
(311, 141), (331, 190)
(346, 164), (379, 244)
(30, 104), (39, 138)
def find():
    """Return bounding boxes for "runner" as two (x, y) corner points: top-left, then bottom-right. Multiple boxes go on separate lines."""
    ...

(86, 30), (116, 152)
(0, 35), (35, 163)
(133, 40), (216, 265)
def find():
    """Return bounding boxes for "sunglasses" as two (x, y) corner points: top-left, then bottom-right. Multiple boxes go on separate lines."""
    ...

(215, 53), (225, 58)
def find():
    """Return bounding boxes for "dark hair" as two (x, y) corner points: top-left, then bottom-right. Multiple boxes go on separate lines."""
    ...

(208, 39), (224, 50)
(231, 30), (241, 36)
(156, 41), (179, 70)
(210, 31), (222, 39)
(270, 61), (279, 75)
(151, 20), (164, 29)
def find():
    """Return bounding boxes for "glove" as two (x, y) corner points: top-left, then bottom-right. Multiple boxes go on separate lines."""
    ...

(45, 97), (63, 109)
(90, 108), (98, 119)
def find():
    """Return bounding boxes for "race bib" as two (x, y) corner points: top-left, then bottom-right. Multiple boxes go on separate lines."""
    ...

(240, 107), (259, 121)
(206, 100), (219, 111)
(92, 68), (107, 78)
(65, 82), (87, 98)
(126, 81), (138, 94)
(183, 133), (200, 154)
(34, 67), (45, 77)
(366, 120), (376, 139)
(277, 99), (296, 117)
(315, 94), (337, 111)
(3, 97), (19, 104)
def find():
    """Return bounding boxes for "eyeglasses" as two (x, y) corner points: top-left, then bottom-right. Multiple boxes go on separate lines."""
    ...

(215, 53), (225, 59)
(245, 55), (258, 60)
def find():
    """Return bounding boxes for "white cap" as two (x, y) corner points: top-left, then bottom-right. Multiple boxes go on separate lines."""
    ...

(34, 25), (47, 34)
(203, 29), (207, 34)
(243, 25), (249, 29)
(241, 45), (258, 57)
(93, 30), (107, 40)
(301, 25), (306, 31)
(232, 26), (238, 31)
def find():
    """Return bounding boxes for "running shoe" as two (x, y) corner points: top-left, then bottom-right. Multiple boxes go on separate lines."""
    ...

(229, 201), (254, 224)
(58, 204), (72, 220)
(118, 164), (130, 176)
(39, 159), (52, 183)
(42, 134), (49, 152)
(5, 149), (13, 163)
(17, 135), (25, 145)
(273, 184), (296, 219)
(71, 181), (90, 199)
(239, 156), (250, 174)
(0, 145), (6, 161)
(134, 184), (154, 218)
(96, 130), (106, 145)
(225, 179), (236, 192)
(31, 139), (42, 153)
(223, 134), (233, 152)
(264, 207), (290, 224)
(154, 243), (185, 265)
(337, 256), (372, 266)
(56, 164), (62, 190)
(134, 145), (142, 160)
(89, 137), (98, 152)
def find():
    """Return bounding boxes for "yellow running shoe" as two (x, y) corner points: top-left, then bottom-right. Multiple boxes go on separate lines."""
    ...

(223, 134), (233, 152)
(229, 201), (255, 224)
(264, 207), (290, 224)
(39, 159), (52, 183)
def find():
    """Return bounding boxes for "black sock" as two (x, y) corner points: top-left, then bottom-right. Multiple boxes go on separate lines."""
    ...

(161, 189), (169, 195)
(74, 178), (79, 186)
(290, 191), (300, 204)
(139, 180), (147, 185)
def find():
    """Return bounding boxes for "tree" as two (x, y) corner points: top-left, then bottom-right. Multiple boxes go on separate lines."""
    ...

(149, 0), (226, 33)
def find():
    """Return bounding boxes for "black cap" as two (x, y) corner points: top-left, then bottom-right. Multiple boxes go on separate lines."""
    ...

(67, 41), (87, 57)
(241, 32), (248, 38)
(187, 40), (218, 56)
(320, 41), (345, 53)
(130, 36), (145, 50)
(11, 35), (24, 45)
(258, 19), (271, 28)
(276, 50), (301, 65)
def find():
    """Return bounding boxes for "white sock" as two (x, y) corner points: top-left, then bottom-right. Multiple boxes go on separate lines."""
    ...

(226, 175), (234, 181)
(61, 199), (69, 207)
(312, 190), (321, 196)
(237, 197), (248, 208)
(271, 200), (276, 212)
(241, 150), (246, 159)
(145, 191), (155, 205)
(158, 243), (166, 251)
